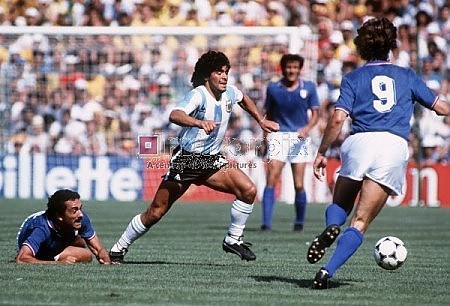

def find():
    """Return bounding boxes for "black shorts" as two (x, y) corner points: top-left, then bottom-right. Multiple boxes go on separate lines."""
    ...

(163, 147), (229, 184)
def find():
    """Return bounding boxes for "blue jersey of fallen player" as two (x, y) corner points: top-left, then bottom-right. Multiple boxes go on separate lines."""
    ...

(336, 61), (438, 141)
(265, 79), (319, 132)
(16, 210), (96, 260)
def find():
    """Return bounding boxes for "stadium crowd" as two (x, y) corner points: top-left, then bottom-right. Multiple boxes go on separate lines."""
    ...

(0, 0), (449, 164)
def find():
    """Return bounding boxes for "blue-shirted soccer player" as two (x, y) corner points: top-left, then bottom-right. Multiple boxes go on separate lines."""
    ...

(16, 189), (111, 264)
(261, 54), (319, 232)
(109, 50), (279, 263)
(307, 17), (449, 289)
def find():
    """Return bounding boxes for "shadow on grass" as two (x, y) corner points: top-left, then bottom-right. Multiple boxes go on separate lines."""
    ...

(205, 225), (299, 234)
(252, 275), (349, 289)
(121, 260), (228, 267)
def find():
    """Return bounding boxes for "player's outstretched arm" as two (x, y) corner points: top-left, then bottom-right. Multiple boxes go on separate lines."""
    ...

(298, 108), (319, 139)
(316, 109), (348, 156)
(313, 109), (348, 180)
(238, 94), (279, 132)
(169, 109), (218, 134)
(432, 98), (449, 116)
(15, 245), (76, 264)
(16, 245), (49, 264)
(86, 235), (111, 264)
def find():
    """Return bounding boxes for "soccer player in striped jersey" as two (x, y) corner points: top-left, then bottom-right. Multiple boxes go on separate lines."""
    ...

(109, 50), (279, 263)
(16, 189), (111, 264)
(307, 17), (449, 289)
(261, 53), (320, 232)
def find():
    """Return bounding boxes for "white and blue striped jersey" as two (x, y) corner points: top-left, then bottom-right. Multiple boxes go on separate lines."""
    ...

(173, 85), (243, 154)
(265, 79), (319, 132)
(336, 60), (438, 141)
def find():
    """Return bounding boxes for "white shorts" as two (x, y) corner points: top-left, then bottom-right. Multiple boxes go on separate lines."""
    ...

(339, 132), (409, 195)
(266, 132), (314, 163)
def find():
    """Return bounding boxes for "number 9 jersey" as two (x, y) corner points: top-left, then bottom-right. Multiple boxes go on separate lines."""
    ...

(335, 60), (438, 141)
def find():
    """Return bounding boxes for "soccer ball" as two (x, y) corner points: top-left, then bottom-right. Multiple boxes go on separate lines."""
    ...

(373, 236), (407, 270)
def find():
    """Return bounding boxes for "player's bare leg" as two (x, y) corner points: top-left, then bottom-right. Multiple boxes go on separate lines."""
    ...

(312, 178), (390, 289)
(109, 180), (189, 263)
(307, 177), (360, 264)
(205, 167), (257, 261)
(349, 178), (390, 234)
(141, 180), (191, 227)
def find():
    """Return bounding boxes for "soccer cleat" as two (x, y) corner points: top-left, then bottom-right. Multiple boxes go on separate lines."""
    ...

(312, 267), (330, 289)
(293, 224), (303, 232)
(307, 224), (340, 264)
(260, 225), (271, 232)
(109, 249), (127, 264)
(222, 239), (256, 261)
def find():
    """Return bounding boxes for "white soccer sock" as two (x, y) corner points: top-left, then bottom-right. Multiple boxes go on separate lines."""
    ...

(110, 214), (149, 253)
(225, 199), (253, 244)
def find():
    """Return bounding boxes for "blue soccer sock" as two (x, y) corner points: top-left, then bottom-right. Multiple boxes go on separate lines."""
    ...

(324, 227), (364, 277)
(262, 187), (275, 227)
(325, 203), (348, 227)
(294, 190), (307, 225)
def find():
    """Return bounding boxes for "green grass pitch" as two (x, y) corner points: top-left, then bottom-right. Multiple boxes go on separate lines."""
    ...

(1, 198), (449, 305)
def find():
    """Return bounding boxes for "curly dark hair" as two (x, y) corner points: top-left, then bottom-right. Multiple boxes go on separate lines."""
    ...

(190, 50), (231, 88)
(280, 54), (304, 70)
(354, 17), (397, 61)
(46, 189), (80, 220)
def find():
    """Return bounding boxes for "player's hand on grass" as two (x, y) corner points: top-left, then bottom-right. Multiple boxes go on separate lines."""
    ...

(97, 249), (111, 265)
(59, 256), (77, 264)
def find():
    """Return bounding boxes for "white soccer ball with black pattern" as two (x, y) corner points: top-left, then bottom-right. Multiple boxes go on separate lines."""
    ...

(373, 236), (407, 270)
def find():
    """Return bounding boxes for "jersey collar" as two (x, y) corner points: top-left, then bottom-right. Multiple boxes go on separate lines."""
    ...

(365, 60), (392, 66)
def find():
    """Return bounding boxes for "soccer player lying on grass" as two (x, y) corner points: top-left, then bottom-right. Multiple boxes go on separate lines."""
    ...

(16, 189), (111, 264)
(109, 50), (279, 263)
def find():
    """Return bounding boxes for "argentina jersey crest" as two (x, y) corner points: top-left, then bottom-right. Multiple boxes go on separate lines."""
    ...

(226, 99), (232, 113)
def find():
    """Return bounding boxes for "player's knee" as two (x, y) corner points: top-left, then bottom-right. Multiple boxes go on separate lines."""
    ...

(240, 183), (257, 204)
(266, 174), (280, 186)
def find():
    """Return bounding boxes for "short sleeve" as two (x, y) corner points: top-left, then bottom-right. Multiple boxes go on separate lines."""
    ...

(23, 228), (47, 256)
(172, 89), (203, 115)
(335, 76), (354, 114)
(229, 85), (244, 104)
(307, 81), (320, 109)
(80, 211), (96, 240)
(411, 71), (438, 110)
